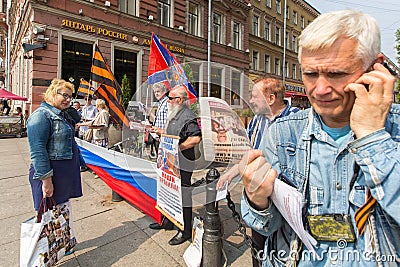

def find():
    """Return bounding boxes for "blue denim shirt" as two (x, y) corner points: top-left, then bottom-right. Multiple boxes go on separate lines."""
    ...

(27, 102), (74, 180)
(241, 105), (400, 266)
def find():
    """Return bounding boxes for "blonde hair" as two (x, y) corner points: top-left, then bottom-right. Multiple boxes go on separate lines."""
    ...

(44, 79), (74, 104)
(96, 98), (107, 109)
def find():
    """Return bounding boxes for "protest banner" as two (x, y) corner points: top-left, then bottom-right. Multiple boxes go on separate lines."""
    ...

(155, 134), (184, 230)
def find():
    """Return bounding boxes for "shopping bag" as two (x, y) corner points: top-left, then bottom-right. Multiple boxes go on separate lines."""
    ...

(20, 198), (76, 267)
(183, 217), (204, 267)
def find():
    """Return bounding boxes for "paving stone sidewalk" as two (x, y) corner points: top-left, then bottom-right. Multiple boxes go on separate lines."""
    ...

(0, 137), (251, 266)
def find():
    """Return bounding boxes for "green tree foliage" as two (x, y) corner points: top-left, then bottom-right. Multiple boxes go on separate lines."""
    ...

(121, 74), (131, 110)
(182, 63), (199, 116)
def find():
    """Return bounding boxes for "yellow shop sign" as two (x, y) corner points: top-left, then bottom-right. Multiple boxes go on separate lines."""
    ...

(142, 39), (184, 54)
(61, 19), (128, 41)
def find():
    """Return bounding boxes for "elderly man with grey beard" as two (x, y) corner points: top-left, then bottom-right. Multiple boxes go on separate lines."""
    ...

(149, 85), (201, 245)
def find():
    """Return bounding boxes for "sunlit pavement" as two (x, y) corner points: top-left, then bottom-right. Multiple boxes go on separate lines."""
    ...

(0, 137), (251, 266)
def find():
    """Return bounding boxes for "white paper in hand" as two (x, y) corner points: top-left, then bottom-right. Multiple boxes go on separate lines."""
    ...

(216, 181), (228, 201)
(270, 179), (317, 252)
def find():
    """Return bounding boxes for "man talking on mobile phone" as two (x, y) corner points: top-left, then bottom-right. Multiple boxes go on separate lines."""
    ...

(239, 10), (399, 266)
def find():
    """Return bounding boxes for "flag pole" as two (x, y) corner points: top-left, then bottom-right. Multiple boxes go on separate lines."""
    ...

(207, 0), (212, 97)
(145, 48), (150, 123)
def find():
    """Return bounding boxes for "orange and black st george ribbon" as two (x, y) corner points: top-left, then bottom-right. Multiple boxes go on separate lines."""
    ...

(354, 189), (377, 235)
(90, 45), (129, 128)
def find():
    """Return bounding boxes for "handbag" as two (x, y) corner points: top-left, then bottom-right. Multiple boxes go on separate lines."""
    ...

(20, 198), (76, 267)
(84, 128), (93, 142)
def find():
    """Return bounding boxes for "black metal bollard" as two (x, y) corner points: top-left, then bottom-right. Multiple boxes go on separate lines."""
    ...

(111, 190), (124, 202)
(202, 168), (222, 267)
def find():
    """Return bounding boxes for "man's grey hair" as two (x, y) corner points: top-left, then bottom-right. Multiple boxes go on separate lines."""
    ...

(153, 82), (167, 92)
(298, 10), (380, 70)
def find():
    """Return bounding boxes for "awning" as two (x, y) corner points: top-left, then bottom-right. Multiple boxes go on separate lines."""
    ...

(285, 91), (307, 97)
(0, 88), (28, 101)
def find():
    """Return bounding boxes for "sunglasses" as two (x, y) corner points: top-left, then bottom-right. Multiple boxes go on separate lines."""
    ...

(167, 95), (181, 100)
(57, 92), (73, 100)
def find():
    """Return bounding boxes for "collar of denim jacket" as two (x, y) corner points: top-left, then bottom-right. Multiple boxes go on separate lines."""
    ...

(41, 101), (62, 115)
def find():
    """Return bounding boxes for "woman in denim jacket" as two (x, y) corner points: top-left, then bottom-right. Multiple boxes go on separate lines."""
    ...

(27, 79), (82, 211)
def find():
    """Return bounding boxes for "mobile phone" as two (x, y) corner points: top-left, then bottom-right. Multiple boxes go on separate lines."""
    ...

(382, 62), (397, 76)
(363, 62), (397, 91)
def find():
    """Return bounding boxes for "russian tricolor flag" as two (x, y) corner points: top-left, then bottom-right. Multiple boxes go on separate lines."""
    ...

(148, 33), (198, 102)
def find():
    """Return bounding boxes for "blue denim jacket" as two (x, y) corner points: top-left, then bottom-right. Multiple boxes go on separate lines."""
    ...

(241, 105), (400, 266)
(27, 102), (74, 180)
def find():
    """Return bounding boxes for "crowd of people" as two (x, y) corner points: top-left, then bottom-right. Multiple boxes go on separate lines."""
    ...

(22, 9), (399, 266)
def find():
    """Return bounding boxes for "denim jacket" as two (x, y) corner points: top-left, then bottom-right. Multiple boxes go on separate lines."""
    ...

(241, 105), (400, 266)
(27, 102), (74, 180)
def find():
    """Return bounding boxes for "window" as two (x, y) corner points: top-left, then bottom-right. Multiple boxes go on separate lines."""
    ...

(264, 21), (270, 41)
(61, 39), (92, 91)
(285, 61), (289, 78)
(2, 0), (6, 13)
(114, 49), (138, 98)
(292, 35), (297, 52)
(189, 63), (200, 96)
(119, 0), (136, 16)
(292, 63), (297, 79)
(286, 6), (289, 19)
(210, 67), (222, 98)
(188, 2), (199, 36)
(275, 26), (281, 46)
(253, 15), (259, 36)
(158, 0), (171, 27)
(252, 51), (259, 71)
(266, 0), (271, 8)
(232, 21), (241, 49)
(301, 16), (305, 28)
(264, 55), (270, 73)
(285, 31), (289, 49)
(230, 71), (241, 106)
(274, 58), (280, 75)
(275, 0), (281, 14)
(293, 11), (297, 24)
(213, 13), (222, 43)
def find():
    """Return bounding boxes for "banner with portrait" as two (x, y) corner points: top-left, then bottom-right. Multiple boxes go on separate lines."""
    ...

(199, 97), (252, 164)
(155, 134), (184, 230)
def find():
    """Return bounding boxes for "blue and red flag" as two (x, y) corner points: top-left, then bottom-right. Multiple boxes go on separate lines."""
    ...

(148, 33), (198, 102)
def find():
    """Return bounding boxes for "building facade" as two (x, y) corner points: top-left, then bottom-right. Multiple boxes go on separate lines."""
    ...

(248, 0), (318, 109)
(0, 0), (7, 88)
(6, 0), (399, 114)
(8, 0), (251, 113)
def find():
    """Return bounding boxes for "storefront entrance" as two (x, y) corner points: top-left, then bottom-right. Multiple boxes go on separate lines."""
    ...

(114, 49), (137, 98)
(61, 39), (93, 95)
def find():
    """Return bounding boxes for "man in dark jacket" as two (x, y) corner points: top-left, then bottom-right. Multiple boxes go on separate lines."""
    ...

(149, 85), (201, 245)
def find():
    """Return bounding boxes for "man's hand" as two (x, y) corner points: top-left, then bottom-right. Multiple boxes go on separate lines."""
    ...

(150, 126), (164, 135)
(345, 63), (395, 139)
(238, 150), (277, 210)
(216, 164), (239, 190)
(42, 177), (54, 198)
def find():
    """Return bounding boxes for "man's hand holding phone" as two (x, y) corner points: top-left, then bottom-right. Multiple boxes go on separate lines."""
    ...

(345, 62), (396, 139)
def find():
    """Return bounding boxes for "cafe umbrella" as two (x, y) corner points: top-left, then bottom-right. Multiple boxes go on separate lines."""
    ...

(0, 88), (28, 101)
